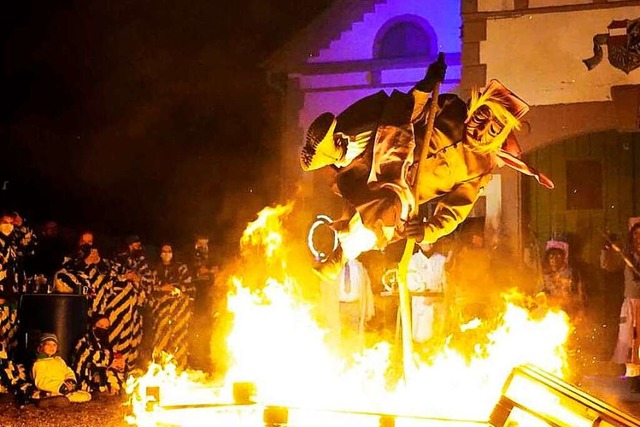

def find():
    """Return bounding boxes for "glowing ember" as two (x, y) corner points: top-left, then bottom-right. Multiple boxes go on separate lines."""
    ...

(126, 203), (572, 426)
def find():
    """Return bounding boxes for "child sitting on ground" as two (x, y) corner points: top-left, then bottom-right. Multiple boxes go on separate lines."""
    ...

(32, 333), (91, 407)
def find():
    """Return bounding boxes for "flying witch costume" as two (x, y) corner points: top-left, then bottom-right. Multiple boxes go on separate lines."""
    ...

(301, 57), (553, 261)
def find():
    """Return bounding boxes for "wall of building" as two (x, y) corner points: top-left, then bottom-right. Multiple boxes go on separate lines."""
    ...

(310, 0), (461, 63)
(480, 5), (640, 106)
(293, 0), (463, 131)
(280, 0), (640, 264)
(281, 0), (464, 204)
(462, 0), (640, 257)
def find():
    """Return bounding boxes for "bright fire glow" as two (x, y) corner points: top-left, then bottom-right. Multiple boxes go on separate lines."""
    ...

(337, 212), (377, 260)
(126, 203), (573, 426)
(240, 204), (293, 260)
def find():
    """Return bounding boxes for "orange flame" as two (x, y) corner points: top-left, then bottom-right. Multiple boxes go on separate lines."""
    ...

(126, 203), (572, 426)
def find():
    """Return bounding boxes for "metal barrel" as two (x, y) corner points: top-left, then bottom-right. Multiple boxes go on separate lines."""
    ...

(18, 294), (88, 364)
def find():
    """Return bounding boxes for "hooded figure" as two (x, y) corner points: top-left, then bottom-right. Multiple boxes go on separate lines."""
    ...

(301, 55), (553, 262)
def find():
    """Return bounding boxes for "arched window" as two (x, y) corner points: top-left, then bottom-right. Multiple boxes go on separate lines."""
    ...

(374, 18), (436, 59)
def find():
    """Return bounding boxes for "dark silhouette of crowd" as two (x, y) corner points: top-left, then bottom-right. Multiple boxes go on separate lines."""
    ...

(0, 210), (218, 408)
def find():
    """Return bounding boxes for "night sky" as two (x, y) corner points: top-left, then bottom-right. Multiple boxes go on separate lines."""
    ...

(1, 0), (332, 251)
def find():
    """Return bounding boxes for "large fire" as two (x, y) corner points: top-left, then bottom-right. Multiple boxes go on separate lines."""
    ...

(125, 204), (572, 426)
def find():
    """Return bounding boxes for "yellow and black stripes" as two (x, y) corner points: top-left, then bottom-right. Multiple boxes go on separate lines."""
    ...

(0, 305), (18, 356)
(105, 254), (153, 371)
(72, 335), (123, 394)
(0, 359), (48, 401)
(151, 262), (193, 370)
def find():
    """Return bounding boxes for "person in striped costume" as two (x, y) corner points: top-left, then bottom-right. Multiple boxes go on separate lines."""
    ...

(53, 233), (114, 317)
(0, 293), (18, 360)
(107, 235), (153, 372)
(0, 212), (21, 295)
(150, 244), (194, 370)
(71, 314), (125, 395)
(0, 354), (49, 405)
(9, 212), (37, 293)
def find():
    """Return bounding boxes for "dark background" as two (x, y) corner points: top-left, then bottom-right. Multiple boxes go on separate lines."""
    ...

(0, 0), (332, 251)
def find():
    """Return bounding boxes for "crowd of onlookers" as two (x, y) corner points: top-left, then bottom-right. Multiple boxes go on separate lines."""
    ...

(0, 210), (219, 408)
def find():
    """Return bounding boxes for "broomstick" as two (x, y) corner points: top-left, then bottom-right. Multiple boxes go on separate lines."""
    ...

(602, 231), (640, 277)
(396, 53), (445, 378)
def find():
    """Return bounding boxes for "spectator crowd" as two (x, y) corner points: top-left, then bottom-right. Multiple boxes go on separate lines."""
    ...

(3, 205), (640, 408)
(0, 210), (217, 407)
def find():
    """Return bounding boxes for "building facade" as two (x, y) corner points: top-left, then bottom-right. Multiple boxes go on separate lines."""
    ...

(463, 0), (640, 275)
(267, 0), (640, 286)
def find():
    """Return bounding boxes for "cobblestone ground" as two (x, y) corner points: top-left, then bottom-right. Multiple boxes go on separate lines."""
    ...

(0, 396), (129, 427)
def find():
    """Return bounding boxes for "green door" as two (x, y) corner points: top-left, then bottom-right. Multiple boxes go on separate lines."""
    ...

(523, 130), (640, 362)
(524, 130), (640, 269)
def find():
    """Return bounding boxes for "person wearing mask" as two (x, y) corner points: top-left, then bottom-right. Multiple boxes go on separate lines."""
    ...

(53, 231), (115, 317)
(613, 220), (640, 393)
(72, 314), (125, 395)
(107, 235), (153, 372)
(151, 244), (194, 370)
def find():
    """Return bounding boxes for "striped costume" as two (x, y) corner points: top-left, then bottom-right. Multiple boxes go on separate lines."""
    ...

(71, 331), (124, 394)
(53, 257), (114, 317)
(106, 254), (153, 371)
(0, 302), (18, 358)
(1, 298), (45, 402)
(0, 358), (48, 402)
(12, 223), (37, 291)
(151, 262), (193, 370)
(0, 235), (21, 294)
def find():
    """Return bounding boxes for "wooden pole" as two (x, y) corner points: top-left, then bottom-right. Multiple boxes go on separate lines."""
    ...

(396, 66), (443, 378)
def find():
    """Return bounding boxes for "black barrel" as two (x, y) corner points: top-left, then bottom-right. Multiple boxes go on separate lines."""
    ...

(18, 294), (88, 364)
